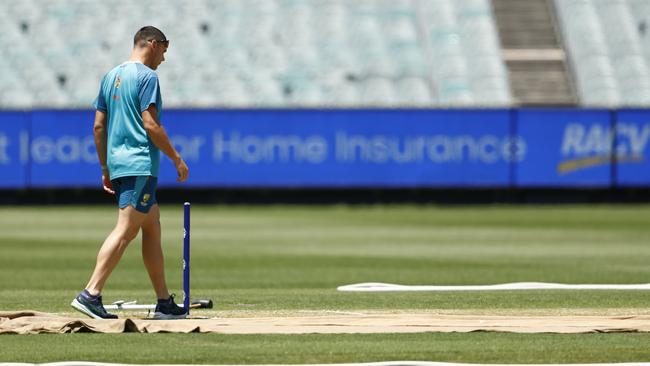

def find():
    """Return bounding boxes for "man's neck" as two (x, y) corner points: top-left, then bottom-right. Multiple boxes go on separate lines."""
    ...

(128, 50), (152, 68)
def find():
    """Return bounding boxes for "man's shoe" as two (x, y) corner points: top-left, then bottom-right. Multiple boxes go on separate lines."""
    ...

(71, 291), (118, 319)
(154, 294), (187, 320)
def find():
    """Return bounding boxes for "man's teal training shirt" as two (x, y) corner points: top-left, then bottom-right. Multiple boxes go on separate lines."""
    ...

(93, 61), (162, 180)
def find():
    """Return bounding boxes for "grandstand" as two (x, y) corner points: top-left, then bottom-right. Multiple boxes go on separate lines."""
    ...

(0, 0), (648, 108)
(556, 0), (650, 106)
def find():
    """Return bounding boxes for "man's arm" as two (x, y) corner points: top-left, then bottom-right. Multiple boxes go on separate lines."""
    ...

(93, 110), (115, 194)
(142, 104), (189, 182)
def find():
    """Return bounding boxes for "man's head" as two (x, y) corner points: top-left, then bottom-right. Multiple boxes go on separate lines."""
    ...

(133, 26), (169, 70)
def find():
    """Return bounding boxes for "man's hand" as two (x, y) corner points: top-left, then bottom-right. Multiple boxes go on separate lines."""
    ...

(174, 157), (189, 182)
(102, 170), (115, 194)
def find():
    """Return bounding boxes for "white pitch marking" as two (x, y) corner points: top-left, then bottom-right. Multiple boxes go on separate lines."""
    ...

(337, 282), (650, 292)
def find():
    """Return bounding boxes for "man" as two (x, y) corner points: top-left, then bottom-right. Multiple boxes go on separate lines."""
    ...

(71, 26), (189, 319)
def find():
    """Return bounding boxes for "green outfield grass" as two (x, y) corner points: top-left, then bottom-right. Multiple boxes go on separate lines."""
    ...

(1, 204), (650, 363)
(3, 333), (650, 364)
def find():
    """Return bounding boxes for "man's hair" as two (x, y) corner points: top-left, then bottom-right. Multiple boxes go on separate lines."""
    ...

(133, 26), (167, 47)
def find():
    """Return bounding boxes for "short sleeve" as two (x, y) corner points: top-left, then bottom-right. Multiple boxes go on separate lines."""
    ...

(93, 76), (107, 112)
(139, 73), (161, 113)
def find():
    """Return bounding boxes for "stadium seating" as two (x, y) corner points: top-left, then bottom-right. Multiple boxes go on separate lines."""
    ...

(7, 0), (650, 108)
(555, 0), (650, 106)
(0, 0), (512, 108)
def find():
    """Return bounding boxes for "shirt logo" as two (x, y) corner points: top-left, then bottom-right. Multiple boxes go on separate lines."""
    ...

(114, 76), (121, 89)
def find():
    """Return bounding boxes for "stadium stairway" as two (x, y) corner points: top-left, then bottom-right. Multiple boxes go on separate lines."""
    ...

(491, 0), (577, 106)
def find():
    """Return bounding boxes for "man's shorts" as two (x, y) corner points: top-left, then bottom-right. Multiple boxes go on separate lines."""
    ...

(111, 176), (158, 214)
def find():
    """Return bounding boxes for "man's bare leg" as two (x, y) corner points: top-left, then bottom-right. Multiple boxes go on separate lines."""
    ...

(84, 206), (147, 295)
(141, 204), (171, 300)
(141, 204), (186, 319)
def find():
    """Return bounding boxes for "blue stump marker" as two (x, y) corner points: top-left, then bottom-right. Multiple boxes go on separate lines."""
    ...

(183, 202), (191, 315)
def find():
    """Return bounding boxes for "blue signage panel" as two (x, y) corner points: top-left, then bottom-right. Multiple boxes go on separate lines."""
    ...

(0, 112), (28, 188)
(615, 109), (650, 186)
(7, 108), (649, 189)
(157, 109), (512, 187)
(29, 110), (99, 187)
(517, 109), (613, 187)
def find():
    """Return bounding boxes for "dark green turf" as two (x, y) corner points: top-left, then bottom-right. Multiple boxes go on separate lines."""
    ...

(1, 205), (650, 363)
(2, 333), (650, 364)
